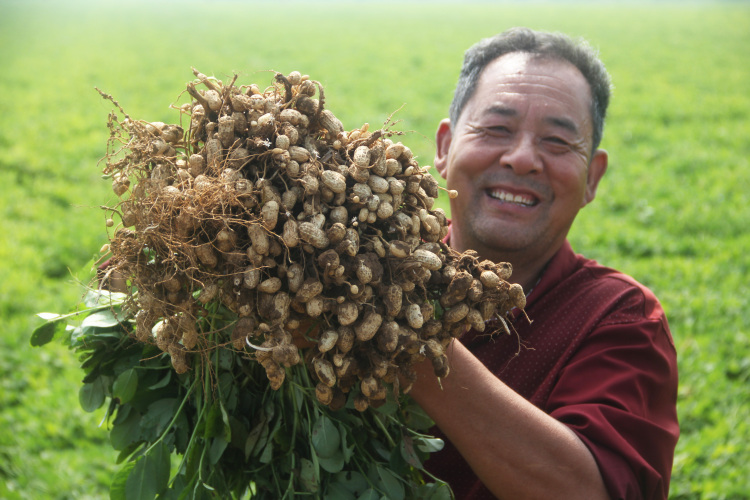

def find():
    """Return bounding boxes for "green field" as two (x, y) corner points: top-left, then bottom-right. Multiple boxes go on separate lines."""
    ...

(1, 1), (749, 498)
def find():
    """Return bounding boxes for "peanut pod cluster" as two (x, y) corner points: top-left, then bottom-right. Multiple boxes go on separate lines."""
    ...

(100, 69), (525, 411)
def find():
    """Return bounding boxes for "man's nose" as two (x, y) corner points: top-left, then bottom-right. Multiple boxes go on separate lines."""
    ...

(500, 134), (542, 175)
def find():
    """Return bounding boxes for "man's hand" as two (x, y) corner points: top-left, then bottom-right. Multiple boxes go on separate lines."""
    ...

(408, 340), (610, 500)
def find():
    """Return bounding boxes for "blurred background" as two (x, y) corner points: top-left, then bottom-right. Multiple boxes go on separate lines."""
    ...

(1, 1), (748, 498)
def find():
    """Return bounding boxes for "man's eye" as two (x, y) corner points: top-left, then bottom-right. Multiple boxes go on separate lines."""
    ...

(485, 126), (510, 135)
(543, 137), (571, 152)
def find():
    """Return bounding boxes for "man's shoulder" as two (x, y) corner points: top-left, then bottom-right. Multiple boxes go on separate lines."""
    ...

(552, 243), (658, 298)
(541, 244), (669, 327)
(580, 256), (662, 308)
(536, 242), (647, 300)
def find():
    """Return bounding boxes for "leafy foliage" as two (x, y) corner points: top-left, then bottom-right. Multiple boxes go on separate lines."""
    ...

(32, 291), (451, 499)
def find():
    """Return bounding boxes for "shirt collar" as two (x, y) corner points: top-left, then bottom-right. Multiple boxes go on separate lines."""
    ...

(523, 239), (577, 307)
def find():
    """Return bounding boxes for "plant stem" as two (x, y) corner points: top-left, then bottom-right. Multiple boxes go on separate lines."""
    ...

(170, 388), (205, 488)
(143, 376), (197, 457)
(372, 412), (396, 448)
(46, 300), (123, 323)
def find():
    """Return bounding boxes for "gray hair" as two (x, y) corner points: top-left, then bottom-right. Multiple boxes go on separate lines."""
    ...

(449, 27), (612, 152)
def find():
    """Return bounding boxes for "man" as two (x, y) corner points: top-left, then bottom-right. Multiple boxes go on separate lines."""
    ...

(408, 28), (679, 499)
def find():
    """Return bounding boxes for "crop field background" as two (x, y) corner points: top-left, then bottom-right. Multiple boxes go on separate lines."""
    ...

(1, 1), (748, 498)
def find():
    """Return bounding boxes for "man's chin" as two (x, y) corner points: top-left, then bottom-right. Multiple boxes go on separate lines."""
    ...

(474, 222), (532, 249)
(461, 231), (533, 261)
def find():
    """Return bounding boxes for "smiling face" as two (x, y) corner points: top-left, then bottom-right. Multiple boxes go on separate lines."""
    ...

(436, 52), (608, 286)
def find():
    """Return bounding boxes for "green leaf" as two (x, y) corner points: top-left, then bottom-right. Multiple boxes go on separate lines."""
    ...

(113, 349), (143, 375)
(183, 437), (203, 485)
(432, 300), (444, 320)
(30, 319), (66, 346)
(148, 370), (172, 390)
(317, 449), (345, 474)
(173, 411), (190, 454)
(415, 437), (444, 453)
(159, 473), (186, 500)
(375, 465), (405, 500)
(259, 433), (274, 464)
(79, 377), (106, 412)
(227, 415), (248, 452)
(400, 435), (422, 469)
(339, 423), (355, 462)
(312, 415), (340, 458)
(125, 456), (159, 500)
(356, 489), (381, 500)
(209, 436), (228, 465)
(74, 327), (121, 348)
(217, 347), (234, 370)
(141, 398), (178, 438)
(218, 402), (231, 442)
(374, 397), (398, 416)
(324, 483), (355, 500)
(37, 312), (63, 321)
(113, 404), (133, 425)
(416, 482), (453, 500)
(82, 309), (120, 328)
(403, 402), (435, 431)
(371, 439), (391, 461)
(113, 368), (139, 403)
(299, 457), (319, 493)
(84, 290), (128, 308)
(111, 411), (142, 451)
(204, 401), (231, 441)
(147, 441), (171, 495)
(294, 385), (306, 412)
(258, 413), (282, 464)
(204, 402), (220, 439)
(332, 471), (368, 494)
(110, 460), (137, 500)
(244, 416), (268, 459)
(116, 440), (145, 465)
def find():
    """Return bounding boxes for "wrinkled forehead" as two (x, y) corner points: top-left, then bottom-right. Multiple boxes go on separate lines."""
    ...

(472, 52), (595, 135)
(480, 52), (591, 102)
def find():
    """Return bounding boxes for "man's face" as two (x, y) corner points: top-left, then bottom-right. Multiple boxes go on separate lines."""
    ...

(435, 52), (607, 266)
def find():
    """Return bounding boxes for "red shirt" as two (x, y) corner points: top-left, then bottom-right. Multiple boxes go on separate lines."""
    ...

(426, 240), (679, 500)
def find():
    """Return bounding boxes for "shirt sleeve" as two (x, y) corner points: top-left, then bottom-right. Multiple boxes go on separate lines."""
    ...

(545, 293), (679, 500)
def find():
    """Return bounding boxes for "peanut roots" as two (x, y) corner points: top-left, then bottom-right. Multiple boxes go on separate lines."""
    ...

(99, 69), (525, 410)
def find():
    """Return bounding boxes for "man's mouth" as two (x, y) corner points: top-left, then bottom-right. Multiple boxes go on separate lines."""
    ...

(487, 189), (538, 207)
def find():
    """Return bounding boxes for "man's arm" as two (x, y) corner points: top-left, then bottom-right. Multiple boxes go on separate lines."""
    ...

(409, 339), (610, 500)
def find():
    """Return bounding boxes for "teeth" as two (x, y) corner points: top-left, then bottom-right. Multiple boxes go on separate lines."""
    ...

(489, 190), (534, 206)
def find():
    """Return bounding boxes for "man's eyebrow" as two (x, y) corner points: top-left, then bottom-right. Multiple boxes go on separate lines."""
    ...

(486, 106), (580, 134)
(486, 105), (517, 117)
(545, 116), (579, 135)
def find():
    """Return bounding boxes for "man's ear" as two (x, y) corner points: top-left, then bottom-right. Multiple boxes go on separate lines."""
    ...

(583, 149), (608, 206)
(434, 118), (452, 180)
